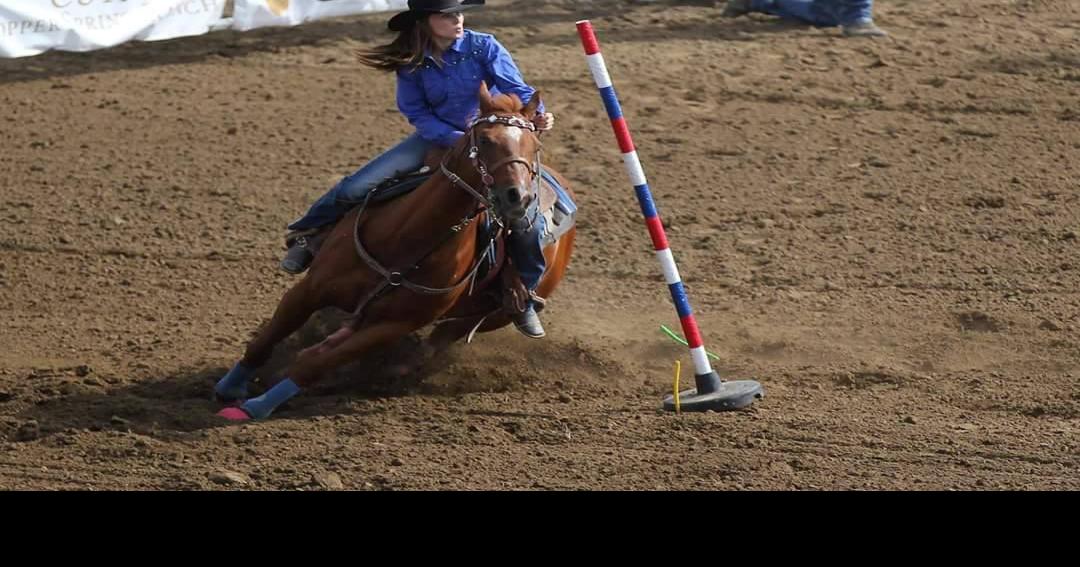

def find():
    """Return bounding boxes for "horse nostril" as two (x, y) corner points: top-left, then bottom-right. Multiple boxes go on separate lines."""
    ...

(506, 187), (522, 203)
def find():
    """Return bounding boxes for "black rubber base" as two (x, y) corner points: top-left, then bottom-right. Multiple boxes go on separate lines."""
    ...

(662, 372), (764, 412)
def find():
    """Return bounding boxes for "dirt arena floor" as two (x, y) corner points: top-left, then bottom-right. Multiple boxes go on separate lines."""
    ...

(1, 0), (1077, 490)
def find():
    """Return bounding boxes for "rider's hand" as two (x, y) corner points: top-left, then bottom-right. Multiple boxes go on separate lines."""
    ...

(532, 112), (555, 132)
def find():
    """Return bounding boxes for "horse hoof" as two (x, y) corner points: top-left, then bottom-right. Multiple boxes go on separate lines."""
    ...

(216, 407), (253, 422)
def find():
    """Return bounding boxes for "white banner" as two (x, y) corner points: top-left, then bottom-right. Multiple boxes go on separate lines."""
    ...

(0, 0), (227, 58)
(232, 0), (406, 32)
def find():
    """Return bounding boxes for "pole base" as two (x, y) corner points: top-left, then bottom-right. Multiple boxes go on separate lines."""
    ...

(663, 373), (764, 412)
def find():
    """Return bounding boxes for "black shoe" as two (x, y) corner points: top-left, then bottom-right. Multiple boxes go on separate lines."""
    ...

(281, 236), (315, 274)
(512, 305), (546, 339)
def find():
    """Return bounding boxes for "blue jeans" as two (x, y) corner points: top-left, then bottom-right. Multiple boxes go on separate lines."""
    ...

(507, 202), (547, 293)
(750, 0), (874, 26)
(288, 132), (433, 232)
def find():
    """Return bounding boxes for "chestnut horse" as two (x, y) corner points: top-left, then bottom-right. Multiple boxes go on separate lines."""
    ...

(213, 86), (577, 421)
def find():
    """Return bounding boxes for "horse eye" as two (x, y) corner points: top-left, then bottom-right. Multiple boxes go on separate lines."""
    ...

(478, 136), (495, 147)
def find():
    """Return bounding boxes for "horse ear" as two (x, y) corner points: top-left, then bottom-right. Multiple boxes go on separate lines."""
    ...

(478, 82), (493, 113)
(524, 90), (542, 117)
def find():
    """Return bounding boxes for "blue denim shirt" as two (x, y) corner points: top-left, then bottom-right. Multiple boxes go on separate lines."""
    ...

(396, 30), (544, 148)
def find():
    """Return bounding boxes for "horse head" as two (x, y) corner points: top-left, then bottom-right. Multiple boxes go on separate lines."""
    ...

(461, 83), (544, 229)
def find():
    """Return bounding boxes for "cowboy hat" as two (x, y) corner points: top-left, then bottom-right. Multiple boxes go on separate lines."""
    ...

(387, 0), (485, 32)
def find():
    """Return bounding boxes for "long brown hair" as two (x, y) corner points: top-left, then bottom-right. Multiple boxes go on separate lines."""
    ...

(357, 17), (441, 72)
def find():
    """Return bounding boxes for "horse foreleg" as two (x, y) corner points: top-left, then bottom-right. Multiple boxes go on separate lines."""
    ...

(288, 320), (418, 387)
(217, 320), (418, 422)
(214, 280), (321, 402)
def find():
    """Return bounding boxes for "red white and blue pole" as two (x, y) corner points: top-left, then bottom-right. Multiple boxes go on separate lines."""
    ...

(576, 20), (763, 411)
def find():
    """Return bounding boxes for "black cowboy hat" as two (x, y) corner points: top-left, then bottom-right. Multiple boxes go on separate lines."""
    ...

(388, 0), (485, 32)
